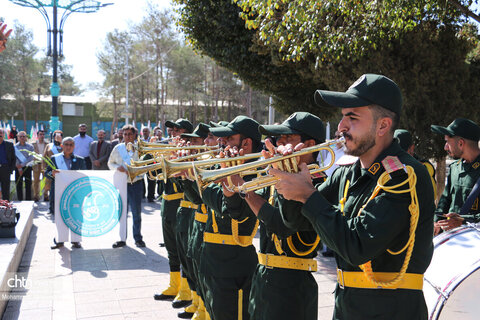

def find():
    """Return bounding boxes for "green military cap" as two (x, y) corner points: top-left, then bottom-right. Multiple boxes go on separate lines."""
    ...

(209, 120), (230, 127)
(181, 123), (209, 139)
(431, 118), (480, 142)
(314, 74), (403, 116)
(259, 112), (326, 142)
(165, 118), (193, 133)
(394, 129), (413, 151)
(209, 115), (261, 142)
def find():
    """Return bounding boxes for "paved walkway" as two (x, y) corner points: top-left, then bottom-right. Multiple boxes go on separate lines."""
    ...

(2, 200), (337, 320)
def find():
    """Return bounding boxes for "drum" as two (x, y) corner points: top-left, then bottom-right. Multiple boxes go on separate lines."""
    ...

(424, 224), (480, 320)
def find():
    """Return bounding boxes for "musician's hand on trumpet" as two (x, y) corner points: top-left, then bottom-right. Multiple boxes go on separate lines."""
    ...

(270, 163), (316, 203)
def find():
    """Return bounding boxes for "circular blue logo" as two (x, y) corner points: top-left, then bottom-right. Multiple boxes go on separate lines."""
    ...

(59, 176), (122, 237)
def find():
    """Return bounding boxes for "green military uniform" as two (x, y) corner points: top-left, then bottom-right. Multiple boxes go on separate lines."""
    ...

(174, 178), (197, 288)
(183, 179), (209, 298)
(227, 111), (329, 320)
(176, 123), (214, 301)
(299, 141), (434, 319)
(225, 183), (322, 320)
(196, 115), (263, 320)
(302, 74), (435, 319)
(199, 182), (258, 320)
(161, 178), (183, 272)
(435, 154), (480, 222)
(431, 118), (480, 223)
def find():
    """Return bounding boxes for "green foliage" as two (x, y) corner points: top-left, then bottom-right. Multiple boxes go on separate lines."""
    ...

(174, 0), (480, 160)
(173, 0), (334, 119)
(234, 0), (464, 64)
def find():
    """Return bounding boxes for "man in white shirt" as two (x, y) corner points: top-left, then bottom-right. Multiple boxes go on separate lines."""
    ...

(15, 131), (34, 200)
(32, 130), (47, 202)
(108, 124), (146, 248)
(73, 123), (93, 169)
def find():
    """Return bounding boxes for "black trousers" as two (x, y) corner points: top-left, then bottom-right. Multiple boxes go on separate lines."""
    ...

(15, 166), (32, 200)
(0, 166), (12, 201)
(147, 178), (157, 200)
(84, 156), (92, 170)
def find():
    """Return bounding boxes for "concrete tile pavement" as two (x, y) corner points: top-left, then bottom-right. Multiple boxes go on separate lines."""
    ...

(2, 200), (337, 320)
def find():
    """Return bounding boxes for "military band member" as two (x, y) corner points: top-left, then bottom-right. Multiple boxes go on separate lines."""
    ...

(154, 119), (194, 306)
(223, 112), (326, 319)
(176, 123), (213, 320)
(196, 116), (262, 320)
(431, 118), (480, 234)
(270, 74), (435, 319)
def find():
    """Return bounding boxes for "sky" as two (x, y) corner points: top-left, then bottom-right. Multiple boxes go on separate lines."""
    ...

(1, 0), (173, 97)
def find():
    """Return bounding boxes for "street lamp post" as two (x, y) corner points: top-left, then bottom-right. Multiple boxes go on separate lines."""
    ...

(8, 0), (113, 134)
(124, 44), (129, 125)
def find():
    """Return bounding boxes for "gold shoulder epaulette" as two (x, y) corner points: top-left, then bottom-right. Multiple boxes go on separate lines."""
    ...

(381, 156), (405, 174)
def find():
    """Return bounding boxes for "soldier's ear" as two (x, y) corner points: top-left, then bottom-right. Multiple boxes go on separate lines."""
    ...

(377, 117), (392, 137)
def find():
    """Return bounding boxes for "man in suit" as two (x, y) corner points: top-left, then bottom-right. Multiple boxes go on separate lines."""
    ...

(32, 129), (48, 202)
(0, 128), (16, 200)
(89, 130), (112, 170)
(46, 136), (86, 249)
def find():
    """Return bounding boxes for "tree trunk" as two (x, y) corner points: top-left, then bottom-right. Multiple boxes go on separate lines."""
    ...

(111, 90), (118, 140)
(156, 63), (160, 124)
(228, 100), (232, 120)
(435, 155), (446, 204)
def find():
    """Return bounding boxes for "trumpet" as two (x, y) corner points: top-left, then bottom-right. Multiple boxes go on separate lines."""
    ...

(125, 149), (262, 182)
(135, 143), (219, 157)
(129, 148), (221, 167)
(192, 138), (344, 193)
(233, 163), (324, 194)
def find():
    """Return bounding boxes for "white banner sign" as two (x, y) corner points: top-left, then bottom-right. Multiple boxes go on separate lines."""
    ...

(55, 170), (127, 242)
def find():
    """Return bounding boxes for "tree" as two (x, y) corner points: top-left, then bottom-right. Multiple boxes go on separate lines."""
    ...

(135, 4), (177, 124)
(97, 30), (130, 136)
(174, 0), (480, 197)
(5, 23), (41, 131)
(173, 0), (332, 119)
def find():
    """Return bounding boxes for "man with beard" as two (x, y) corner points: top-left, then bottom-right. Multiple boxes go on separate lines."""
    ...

(269, 74), (435, 319)
(108, 124), (146, 248)
(47, 137), (87, 249)
(89, 130), (112, 170)
(73, 124), (94, 169)
(431, 119), (480, 234)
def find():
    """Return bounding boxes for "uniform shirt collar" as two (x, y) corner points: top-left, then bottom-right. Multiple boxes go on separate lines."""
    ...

(358, 139), (403, 180)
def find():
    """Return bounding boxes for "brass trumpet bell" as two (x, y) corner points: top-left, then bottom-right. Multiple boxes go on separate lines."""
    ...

(192, 138), (344, 193)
